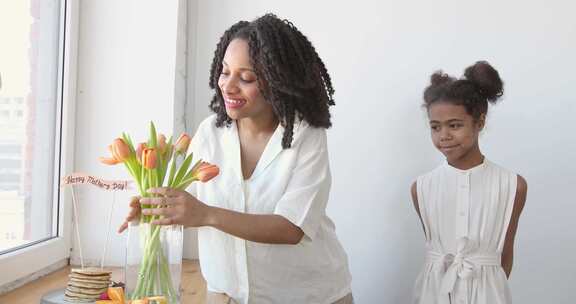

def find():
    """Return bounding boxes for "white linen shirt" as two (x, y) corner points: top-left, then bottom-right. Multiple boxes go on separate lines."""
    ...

(188, 115), (352, 304)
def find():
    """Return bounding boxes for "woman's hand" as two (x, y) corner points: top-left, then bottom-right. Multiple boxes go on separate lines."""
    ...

(138, 187), (212, 227)
(118, 188), (303, 244)
(118, 196), (141, 233)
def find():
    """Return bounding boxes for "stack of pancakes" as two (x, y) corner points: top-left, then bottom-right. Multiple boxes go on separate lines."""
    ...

(64, 268), (111, 303)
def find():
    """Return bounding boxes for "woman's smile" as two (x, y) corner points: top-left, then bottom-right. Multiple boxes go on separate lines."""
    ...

(224, 96), (247, 109)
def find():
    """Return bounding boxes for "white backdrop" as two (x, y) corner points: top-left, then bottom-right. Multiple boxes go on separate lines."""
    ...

(184, 1), (576, 303)
(72, 0), (181, 268)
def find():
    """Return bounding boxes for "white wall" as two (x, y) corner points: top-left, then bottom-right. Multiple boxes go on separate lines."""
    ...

(186, 1), (576, 303)
(72, 0), (183, 267)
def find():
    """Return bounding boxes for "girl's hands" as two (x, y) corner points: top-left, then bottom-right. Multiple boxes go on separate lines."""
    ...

(138, 187), (212, 228)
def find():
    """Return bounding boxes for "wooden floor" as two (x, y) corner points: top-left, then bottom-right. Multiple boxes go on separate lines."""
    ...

(0, 259), (217, 304)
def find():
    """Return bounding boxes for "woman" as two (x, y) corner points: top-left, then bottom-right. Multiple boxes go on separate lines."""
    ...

(120, 14), (353, 304)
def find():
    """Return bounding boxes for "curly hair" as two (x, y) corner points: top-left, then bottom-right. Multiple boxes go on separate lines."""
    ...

(208, 13), (335, 148)
(423, 61), (504, 121)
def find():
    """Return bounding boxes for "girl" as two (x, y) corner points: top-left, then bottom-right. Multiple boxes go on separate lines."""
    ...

(411, 61), (527, 304)
(119, 14), (353, 304)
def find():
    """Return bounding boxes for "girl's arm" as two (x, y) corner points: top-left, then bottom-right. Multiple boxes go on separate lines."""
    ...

(140, 187), (304, 245)
(411, 182), (426, 235)
(501, 175), (528, 278)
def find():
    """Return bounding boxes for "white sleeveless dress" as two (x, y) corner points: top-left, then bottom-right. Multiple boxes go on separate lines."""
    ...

(413, 159), (518, 304)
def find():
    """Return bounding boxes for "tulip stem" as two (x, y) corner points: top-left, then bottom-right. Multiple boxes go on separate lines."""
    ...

(167, 154), (179, 188)
(130, 224), (178, 303)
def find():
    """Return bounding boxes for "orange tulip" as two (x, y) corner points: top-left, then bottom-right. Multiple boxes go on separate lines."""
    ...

(142, 148), (158, 169)
(99, 138), (131, 165)
(174, 133), (191, 154)
(157, 134), (167, 153)
(111, 138), (131, 161)
(136, 142), (147, 162)
(99, 155), (120, 165)
(196, 162), (219, 182)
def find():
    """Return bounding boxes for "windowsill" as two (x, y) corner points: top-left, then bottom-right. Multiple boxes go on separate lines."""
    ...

(0, 237), (69, 290)
(0, 259), (214, 303)
(0, 236), (59, 259)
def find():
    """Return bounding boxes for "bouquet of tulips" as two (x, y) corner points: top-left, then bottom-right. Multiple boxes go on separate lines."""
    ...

(100, 122), (218, 303)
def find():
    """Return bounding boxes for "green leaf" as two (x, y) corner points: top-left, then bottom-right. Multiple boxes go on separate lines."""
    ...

(156, 151), (164, 185)
(174, 175), (197, 190)
(122, 132), (136, 154)
(172, 152), (194, 187)
(141, 165), (149, 196)
(158, 135), (173, 182)
(148, 168), (154, 190)
(167, 154), (178, 187)
(153, 168), (159, 189)
(164, 135), (174, 163)
(148, 121), (158, 148)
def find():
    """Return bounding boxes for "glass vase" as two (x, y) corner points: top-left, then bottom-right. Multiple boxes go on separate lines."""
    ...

(125, 222), (183, 304)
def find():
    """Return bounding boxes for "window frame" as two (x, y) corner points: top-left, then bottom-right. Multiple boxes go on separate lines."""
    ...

(0, 0), (78, 291)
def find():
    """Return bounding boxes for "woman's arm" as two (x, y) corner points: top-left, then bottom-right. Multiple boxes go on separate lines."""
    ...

(204, 205), (304, 244)
(501, 175), (528, 278)
(140, 187), (304, 245)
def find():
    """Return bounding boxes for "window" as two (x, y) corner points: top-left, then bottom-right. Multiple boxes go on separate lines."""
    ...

(0, 0), (64, 255)
(0, 0), (75, 290)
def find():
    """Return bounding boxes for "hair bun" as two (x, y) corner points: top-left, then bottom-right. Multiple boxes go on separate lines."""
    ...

(463, 61), (503, 103)
(430, 71), (453, 86)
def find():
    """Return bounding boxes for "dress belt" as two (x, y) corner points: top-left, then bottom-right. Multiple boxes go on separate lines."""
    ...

(426, 237), (501, 304)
